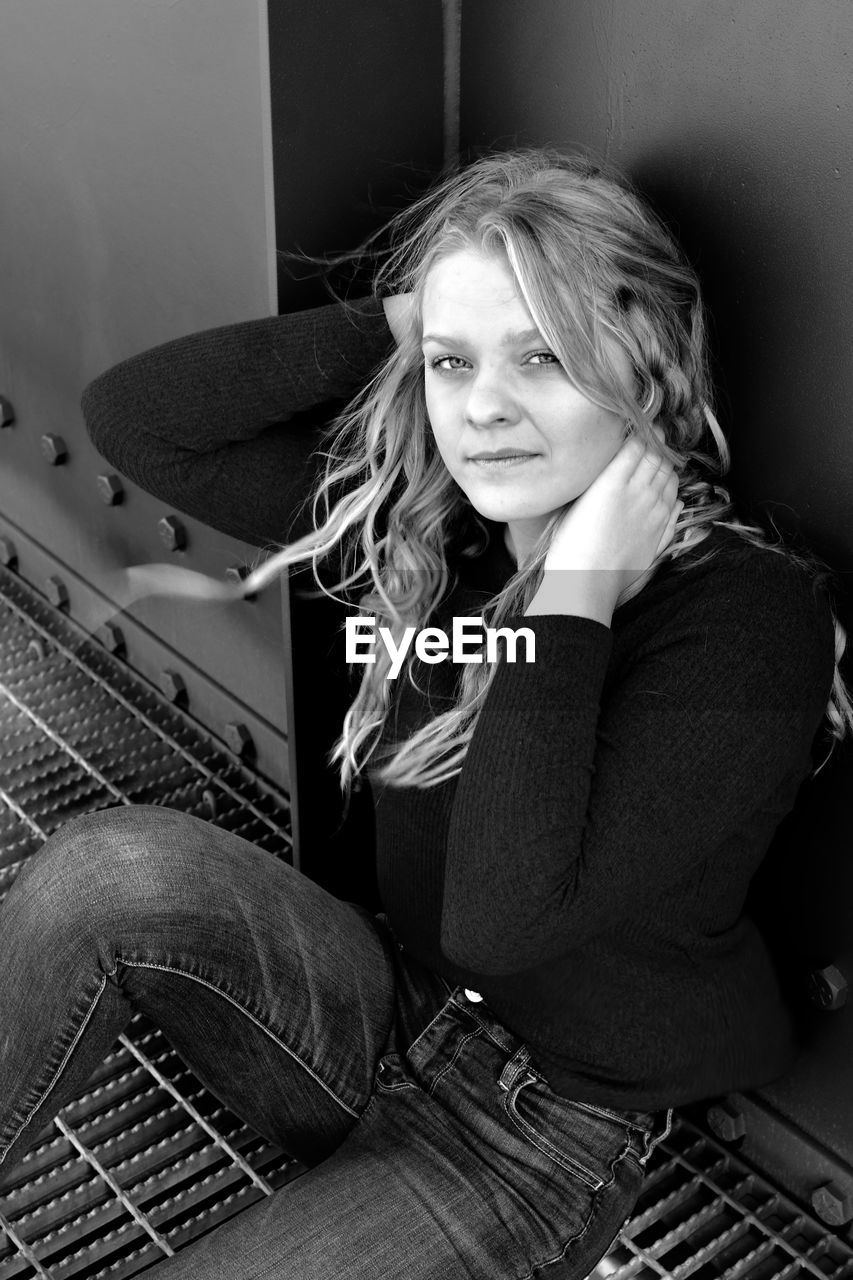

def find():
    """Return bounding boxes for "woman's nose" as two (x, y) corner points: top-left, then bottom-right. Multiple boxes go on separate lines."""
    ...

(463, 368), (520, 426)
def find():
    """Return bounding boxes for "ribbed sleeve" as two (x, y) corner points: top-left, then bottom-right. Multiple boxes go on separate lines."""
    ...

(81, 298), (392, 547)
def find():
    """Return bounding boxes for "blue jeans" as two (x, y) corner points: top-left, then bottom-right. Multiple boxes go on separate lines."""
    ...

(0, 805), (671, 1278)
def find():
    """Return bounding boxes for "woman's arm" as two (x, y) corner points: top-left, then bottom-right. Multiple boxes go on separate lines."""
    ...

(82, 298), (393, 547)
(440, 546), (836, 975)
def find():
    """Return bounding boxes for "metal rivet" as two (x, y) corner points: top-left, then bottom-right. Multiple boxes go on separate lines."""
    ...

(225, 565), (256, 601)
(160, 669), (188, 705)
(45, 576), (69, 610)
(808, 964), (848, 1011)
(224, 722), (254, 759)
(0, 394), (14, 427)
(41, 434), (68, 465)
(26, 638), (46, 661)
(97, 473), (124, 505)
(158, 515), (187, 552)
(705, 1099), (746, 1143)
(812, 1180), (853, 1227)
(0, 536), (18, 568)
(96, 622), (126, 656)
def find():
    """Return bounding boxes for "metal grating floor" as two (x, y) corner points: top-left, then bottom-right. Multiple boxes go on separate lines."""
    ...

(1, 564), (853, 1279)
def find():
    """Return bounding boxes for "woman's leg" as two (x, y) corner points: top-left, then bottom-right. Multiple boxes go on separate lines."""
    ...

(112, 987), (665, 1280)
(0, 804), (401, 1179)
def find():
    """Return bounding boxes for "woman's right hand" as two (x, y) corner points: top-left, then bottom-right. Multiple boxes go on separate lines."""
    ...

(382, 294), (416, 345)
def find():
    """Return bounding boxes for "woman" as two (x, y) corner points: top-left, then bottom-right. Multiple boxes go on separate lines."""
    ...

(1, 150), (849, 1278)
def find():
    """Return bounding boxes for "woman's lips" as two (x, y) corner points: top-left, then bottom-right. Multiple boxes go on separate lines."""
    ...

(468, 452), (539, 469)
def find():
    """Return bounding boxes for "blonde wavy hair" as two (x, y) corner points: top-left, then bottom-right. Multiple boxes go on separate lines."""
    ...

(232, 149), (852, 791)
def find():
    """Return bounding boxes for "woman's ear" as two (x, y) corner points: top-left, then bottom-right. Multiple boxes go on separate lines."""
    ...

(382, 294), (416, 345)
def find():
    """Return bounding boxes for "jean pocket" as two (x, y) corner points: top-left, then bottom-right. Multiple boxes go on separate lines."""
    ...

(501, 1069), (635, 1190)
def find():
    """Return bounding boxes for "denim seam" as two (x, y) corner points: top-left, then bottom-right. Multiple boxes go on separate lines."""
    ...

(520, 1128), (633, 1280)
(403, 996), (457, 1062)
(0, 974), (108, 1167)
(117, 958), (360, 1120)
(426, 1027), (481, 1099)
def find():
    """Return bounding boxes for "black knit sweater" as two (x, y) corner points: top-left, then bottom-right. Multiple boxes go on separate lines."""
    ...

(82, 299), (836, 1110)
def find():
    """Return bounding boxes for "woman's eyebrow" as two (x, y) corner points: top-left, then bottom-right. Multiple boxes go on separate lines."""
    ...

(421, 327), (545, 347)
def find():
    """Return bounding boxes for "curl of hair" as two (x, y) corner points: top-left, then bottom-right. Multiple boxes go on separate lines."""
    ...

(239, 149), (852, 790)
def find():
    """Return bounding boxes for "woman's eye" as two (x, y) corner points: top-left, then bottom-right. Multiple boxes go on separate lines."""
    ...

(526, 351), (560, 367)
(430, 355), (470, 373)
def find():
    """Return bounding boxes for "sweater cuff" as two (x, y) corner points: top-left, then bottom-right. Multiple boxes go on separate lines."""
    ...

(504, 611), (613, 682)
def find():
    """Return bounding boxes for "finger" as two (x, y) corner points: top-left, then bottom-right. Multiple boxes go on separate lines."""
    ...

(655, 499), (684, 557)
(636, 447), (672, 486)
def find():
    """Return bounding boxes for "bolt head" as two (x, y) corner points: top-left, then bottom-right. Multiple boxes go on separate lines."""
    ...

(705, 1101), (746, 1143)
(160, 670), (188, 705)
(812, 1181), (853, 1226)
(0, 536), (17, 568)
(41, 433), (68, 465)
(158, 515), (187, 552)
(200, 788), (218, 821)
(224, 722), (254, 758)
(45, 576), (69, 610)
(96, 622), (126, 655)
(809, 964), (848, 1011)
(0, 394), (14, 427)
(97, 473), (124, 505)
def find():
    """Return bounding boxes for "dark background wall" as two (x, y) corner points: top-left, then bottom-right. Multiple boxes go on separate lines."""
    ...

(460, 0), (853, 574)
(266, 0), (447, 893)
(455, 0), (853, 1207)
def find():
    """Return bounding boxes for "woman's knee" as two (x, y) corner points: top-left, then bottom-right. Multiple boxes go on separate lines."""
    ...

(6, 805), (212, 937)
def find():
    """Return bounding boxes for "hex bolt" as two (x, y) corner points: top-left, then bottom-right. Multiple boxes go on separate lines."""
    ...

(811, 1180), (853, 1227)
(225, 564), (256, 600)
(0, 394), (14, 427)
(160, 669), (188, 706)
(158, 515), (187, 552)
(200, 788), (218, 821)
(97, 473), (124, 505)
(705, 1099), (746, 1143)
(45, 576), (70, 610)
(96, 621), (126, 656)
(0, 536), (18, 568)
(41, 433), (68, 465)
(808, 964), (848, 1011)
(224, 722), (254, 759)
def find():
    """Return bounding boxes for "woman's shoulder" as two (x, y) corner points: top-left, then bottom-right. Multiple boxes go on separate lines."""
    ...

(661, 521), (837, 685)
(679, 521), (834, 609)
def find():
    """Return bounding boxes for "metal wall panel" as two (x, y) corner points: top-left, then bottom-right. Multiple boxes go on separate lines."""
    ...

(0, 0), (287, 785)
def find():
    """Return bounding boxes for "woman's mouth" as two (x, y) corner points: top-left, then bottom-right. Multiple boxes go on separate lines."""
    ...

(468, 450), (539, 469)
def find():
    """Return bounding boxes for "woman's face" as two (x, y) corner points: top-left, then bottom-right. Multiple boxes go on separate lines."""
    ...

(422, 247), (628, 565)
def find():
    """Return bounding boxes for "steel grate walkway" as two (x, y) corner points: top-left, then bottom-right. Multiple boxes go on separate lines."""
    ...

(1, 565), (853, 1278)
(0, 566), (302, 1278)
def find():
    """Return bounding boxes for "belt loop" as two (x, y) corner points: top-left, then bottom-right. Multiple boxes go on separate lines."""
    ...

(497, 1045), (530, 1092)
